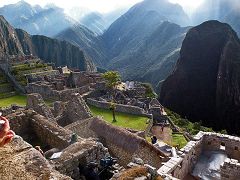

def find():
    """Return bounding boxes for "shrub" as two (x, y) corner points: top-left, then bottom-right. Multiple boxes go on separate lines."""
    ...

(166, 108), (214, 135)
(141, 83), (158, 98)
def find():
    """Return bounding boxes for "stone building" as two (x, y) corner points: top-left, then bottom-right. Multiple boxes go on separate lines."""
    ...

(158, 131), (240, 179)
(67, 71), (103, 88)
(5, 109), (109, 179)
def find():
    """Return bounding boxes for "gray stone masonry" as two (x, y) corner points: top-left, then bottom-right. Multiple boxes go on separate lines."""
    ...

(57, 93), (92, 126)
(87, 98), (152, 117)
(26, 93), (55, 120)
(0, 135), (72, 179)
(158, 131), (240, 179)
(53, 139), (108, 179)
(65, 116), (168, 167)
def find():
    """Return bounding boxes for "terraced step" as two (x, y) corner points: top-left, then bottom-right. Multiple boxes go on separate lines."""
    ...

(0, 82), (14, 93)
(0, 72), (6, 83)
(0, 91), (16, 99)
(10, 62), (54, 87)
(0, 77), (7, 83)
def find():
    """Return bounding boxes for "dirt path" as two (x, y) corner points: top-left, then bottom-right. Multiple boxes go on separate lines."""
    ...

(151, 126), (172, 144)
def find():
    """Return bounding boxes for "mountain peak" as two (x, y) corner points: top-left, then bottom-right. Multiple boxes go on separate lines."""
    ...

(160, 20), (240, 134)
(15, 0), (31, 7)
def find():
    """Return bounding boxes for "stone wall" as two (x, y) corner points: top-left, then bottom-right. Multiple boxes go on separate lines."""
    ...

(26, 82), (91, 101)
(158, 131), (240, 179)
(65, 117), (101, 139)
(26, 69), (59, 82)
(87, 98), (151, 117)
(0, 105), (25, 116)
(158, 139), (203, 179)
(202, 132), (240, 161)
(66, 117), (167, 167)
(54, 140), (108, 179)
(0, 63), (26, 93)
(7, 110), (34, 138)
(7, 110), (73, 150)
(67, 72), (103, 88)
(59, 86), (91, 101)
(31, 114), (73, 150)
(26, 93), (55, 120)
(221, 158), (240, 180)
(57, 93), (92, 127)
(26, 82), (60, 100)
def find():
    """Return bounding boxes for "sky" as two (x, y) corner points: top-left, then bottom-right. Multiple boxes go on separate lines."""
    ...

(170, 0), (204, 15)
(0, 0), (142, 13)
(0, 0), (204, 15)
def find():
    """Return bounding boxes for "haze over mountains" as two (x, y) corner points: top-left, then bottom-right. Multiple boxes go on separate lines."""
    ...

(191, 0), (240, 35)
(1, 0), (240, 90)
(57, 0), (190, 89)
(0, 1), (74, 37)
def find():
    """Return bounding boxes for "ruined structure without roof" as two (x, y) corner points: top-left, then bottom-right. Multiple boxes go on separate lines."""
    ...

(1, 57), (240, 179)
(158, 131), (240, 179)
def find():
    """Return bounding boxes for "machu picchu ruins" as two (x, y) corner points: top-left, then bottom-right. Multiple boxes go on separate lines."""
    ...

(1, 53), (240, 180)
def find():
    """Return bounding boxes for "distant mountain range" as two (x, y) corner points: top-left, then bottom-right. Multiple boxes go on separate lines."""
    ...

(1, 0), (240, 91)
(102, 0), (190, 87)
(0, 0), (75, 37)
(0, 16), (95, 72)
(57, 0), (190, 89)
(56, 23), (107, 67)
(79, 9), (127, 35)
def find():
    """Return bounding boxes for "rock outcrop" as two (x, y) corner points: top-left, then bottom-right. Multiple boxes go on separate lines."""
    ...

(160, 21), (240, 134)
(0, 136), (71, 180)
(0, 15), (95, 72)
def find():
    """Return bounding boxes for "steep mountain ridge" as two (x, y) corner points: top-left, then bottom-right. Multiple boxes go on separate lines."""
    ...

(99, 0), (190, 87)
(0, 16), (95, 72)
(56, 23), (107, 67)
(80, 12), (106, 35)
(0, 16), (25, 55)
(160, 21), (240, 134)
(107, 21), (189, 86)
(103, 0), (189, 59)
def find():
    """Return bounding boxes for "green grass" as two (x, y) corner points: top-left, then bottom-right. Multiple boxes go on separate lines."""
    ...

(0, 95), (27, 108)
(172, 133), (188, 149)
(166, 109), (214, 135)
(89, 105), (149, 131)
(0, 95), (55, 108)
(45, 99), (55, 107)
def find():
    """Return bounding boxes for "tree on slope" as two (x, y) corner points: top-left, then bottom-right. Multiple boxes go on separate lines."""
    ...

(102, 71), (121, 122)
